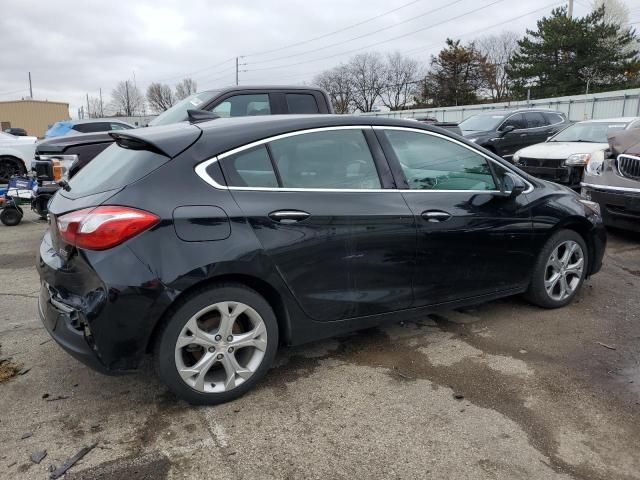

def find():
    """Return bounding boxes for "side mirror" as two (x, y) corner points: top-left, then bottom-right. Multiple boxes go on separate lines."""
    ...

(499, 125), (515, 136)
(504, 172), (527, 198)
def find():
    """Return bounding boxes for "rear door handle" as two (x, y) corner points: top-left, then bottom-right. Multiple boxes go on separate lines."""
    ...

(421, 210), (451, 222)
(268, 210), (310, 223)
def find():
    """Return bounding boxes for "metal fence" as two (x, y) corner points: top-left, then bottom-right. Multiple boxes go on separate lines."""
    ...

(358, 88), (640, 123)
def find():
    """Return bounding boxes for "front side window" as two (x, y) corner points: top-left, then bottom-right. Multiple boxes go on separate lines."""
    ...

(383, 130), (496, 191)
(221, 146), (278, 188)
(269, 130), (380, 189)
(501, 114), (526, 130)
(211, 94), (271, 117)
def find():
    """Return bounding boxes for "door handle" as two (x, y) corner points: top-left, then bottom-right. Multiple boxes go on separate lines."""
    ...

(421, 210), (451, 222)
(268, 210), (310, 223)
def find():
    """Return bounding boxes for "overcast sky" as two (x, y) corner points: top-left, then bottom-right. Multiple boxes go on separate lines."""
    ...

(2, 0), (639, 117)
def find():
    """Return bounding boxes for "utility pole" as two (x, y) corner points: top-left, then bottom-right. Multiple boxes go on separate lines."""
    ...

(86, 93), (90, 118)
(99, 88), (104, 117)
(28, 72), (33, 98)
(236, 57), (239, 85)
(568, 0), (573, 18)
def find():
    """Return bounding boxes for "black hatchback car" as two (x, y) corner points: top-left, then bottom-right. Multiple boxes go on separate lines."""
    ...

(459, 109), (570, 160)
(37, 115), (605, 404)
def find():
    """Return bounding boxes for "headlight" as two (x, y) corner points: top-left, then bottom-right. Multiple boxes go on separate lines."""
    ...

(565, 153), (591, 166)
(578, 199), (601, 216)
(585, 158), (604, 176)
(37, 154), (78, 181)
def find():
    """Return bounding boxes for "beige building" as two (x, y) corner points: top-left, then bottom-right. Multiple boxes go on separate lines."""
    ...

(0, 99), (70, 138)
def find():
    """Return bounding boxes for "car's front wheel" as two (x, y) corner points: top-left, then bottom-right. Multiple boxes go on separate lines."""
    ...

(0, 156), (26, 183)
(154, 284), (279, 405)
(525, 230), (588, 308)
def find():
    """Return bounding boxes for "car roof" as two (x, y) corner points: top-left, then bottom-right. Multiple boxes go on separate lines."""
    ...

(472, 108), (561, 116)
(116, 114), (449, 159)
(202, 85), (324, 94)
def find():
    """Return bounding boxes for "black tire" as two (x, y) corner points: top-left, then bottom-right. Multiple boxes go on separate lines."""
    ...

(0, 206), (23, 226)
(0, 156), (26, 184)
(154, 284), (279, 405)
(525, 229), (588, 309)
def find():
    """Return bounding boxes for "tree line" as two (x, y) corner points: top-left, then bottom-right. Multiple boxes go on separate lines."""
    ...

(316, 3), (639, 113)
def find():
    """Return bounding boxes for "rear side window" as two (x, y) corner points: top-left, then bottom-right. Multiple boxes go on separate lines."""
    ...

(66, 144), (170, 198)
(269, 130), (380, 189)
(543, 112), (565, 124)
(286, 94), (319, 114)
(524, 112), (548, 128)
(383, 130), (496, 191)
(211, 94), (271, 117)
(221, 146), (278, 188)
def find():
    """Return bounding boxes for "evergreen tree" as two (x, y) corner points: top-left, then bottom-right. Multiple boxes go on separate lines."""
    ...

(507, 6), (639, 98)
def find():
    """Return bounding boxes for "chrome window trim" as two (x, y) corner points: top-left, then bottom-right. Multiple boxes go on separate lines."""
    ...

(581, 182), (640, 194)
(195, 125), (534, 194)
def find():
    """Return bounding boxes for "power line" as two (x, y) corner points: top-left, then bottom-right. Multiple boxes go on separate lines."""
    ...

(243, 0), (425, 58)
(244, 0), (507, 73)
(241, 2), (560, 85)
(248, 0), (464, 65)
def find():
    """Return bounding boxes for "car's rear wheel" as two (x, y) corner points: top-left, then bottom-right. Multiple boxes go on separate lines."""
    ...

(0, 156), (26, 183)
(525, 230), (588, 308)
(154, 284), (278, 405)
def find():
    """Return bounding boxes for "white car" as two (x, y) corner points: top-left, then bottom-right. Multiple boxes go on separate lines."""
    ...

(0, 131), (38, 183)
(513, 117), (640, 188)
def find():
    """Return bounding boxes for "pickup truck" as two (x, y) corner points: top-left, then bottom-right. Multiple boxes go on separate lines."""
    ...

(33, 85), (334, 181)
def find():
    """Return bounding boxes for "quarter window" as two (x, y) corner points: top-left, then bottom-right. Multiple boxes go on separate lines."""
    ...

(383, 130), (496, 191)
(211, 94), (271, 117)
(221, 145), (278, 188)
(269, 130), (381, 189)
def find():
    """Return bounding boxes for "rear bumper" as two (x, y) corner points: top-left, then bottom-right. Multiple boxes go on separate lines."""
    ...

(581, 184), (640, 233)
(520, 165), (583, 187)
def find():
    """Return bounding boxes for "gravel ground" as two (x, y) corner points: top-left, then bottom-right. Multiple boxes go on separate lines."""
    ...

(0, 210), (638, 480)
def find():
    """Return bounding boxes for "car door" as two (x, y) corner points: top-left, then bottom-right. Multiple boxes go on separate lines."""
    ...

(375, 126), (534, 306)
(496, 113), (528, 159)
(216, 126), (416, 321)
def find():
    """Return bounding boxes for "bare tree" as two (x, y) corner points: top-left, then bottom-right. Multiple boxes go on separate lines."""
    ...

(380, 52), (420, 110)
(591, 0), (630, 25)
(314, 65), (354, 113)
(477, 31), (519, 101)
(111, 80), (144, 116)
(348, 53), (385, 112)
(175, 78), (198, 100)
(146, 82), (175, 113)
(86, 97), (104, 118)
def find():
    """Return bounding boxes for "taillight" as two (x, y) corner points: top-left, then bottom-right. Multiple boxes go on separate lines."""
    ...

(56, 206), (160, 250)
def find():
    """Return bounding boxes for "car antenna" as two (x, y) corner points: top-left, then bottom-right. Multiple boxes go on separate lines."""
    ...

(187, 109), (221, 124)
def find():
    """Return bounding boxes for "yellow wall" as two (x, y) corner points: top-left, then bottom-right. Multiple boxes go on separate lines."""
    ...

(0, 100), (70, 138)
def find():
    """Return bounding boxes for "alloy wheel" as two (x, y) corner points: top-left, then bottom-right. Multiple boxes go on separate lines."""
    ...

(544, 240), (585, 301)
(174, 301), (268, 393)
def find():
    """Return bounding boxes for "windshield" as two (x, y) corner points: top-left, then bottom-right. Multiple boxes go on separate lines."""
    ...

(149, 92), (216, 126)
(459, 113), (507, 132)
(550, 122), (628, 143)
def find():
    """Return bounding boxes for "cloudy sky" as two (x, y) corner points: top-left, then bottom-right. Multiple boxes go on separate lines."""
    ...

(1, 0), (637, 117)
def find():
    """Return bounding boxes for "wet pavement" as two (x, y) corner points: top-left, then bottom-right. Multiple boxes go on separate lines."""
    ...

(0, 211), (638, 479)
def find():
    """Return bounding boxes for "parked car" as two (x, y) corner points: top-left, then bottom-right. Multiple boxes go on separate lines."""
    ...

(460, 109), (570, 160)
(44, 119), (134, 138)
(33, 86), (334, 185)
(412, 115), (462, 136)
(581, 127), (640, 232)
(0, 131), (38, 183)
(37, 114), (605, 404)
(513, 117), (640, 188)
(4, 127), (28, 136)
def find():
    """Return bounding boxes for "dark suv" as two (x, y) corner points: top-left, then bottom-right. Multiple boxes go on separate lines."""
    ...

(37, 115), (605, 404)
(459, 109), (570, 160)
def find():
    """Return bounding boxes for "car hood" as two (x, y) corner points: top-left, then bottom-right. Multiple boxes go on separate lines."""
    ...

(516, 142), (609, 158)
(1, 135), (37, 145)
